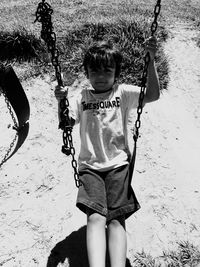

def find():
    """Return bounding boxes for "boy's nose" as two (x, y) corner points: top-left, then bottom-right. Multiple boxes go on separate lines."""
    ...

(97, 70), (105, 77)
(98, 73), (104, 78)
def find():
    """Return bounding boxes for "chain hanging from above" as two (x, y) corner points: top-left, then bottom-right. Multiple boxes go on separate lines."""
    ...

(35, 0), (81, 188)
(128, 0), (161, 181)
(133, 0), (161, 142)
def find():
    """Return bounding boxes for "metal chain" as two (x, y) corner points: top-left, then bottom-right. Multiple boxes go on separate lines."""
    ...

(35, 0), (63, 87)
(134, 0), (161, 142)
(62, 127), (80, 188)
(151, 0), (162, 36)
(35, 0), (81, 187)
(0, 87), (18, 168)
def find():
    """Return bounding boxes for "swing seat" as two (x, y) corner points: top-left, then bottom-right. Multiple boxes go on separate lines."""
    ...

(0, 64), (30, 161)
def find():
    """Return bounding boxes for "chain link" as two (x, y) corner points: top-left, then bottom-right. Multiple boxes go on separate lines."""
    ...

(151, 0), (162, 35)
(134, 0), (161, 142)
(35, 0), (82, 187)
(0, 87), (19, 169)
(35, 0), (63, 87)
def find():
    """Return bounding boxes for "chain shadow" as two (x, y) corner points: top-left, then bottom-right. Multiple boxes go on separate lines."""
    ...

(47, 225), (133, 267)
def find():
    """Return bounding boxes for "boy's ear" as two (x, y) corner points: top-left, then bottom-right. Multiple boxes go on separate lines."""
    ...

(115, 66), (121, 79)
(84, 65), (89, 78)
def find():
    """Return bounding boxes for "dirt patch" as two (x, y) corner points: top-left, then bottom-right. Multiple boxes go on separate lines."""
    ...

(126, 21), (200, 260)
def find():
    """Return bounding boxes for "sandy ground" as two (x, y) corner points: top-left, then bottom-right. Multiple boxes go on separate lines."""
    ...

(0, 21), (200, 266)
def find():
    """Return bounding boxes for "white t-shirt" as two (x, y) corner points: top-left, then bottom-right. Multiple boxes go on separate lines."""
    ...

(69, 83), (141, 171)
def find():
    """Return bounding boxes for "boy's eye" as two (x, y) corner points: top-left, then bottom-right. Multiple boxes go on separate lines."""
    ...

(88, 67), (115, 74)
(102, 67), (115, 73)
(90, 69), (98, 73)
(104, 68), (111, 72)
(105, 69), (113, 73)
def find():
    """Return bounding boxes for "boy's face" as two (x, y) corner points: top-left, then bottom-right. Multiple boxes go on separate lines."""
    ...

(87, 63), (116, 93)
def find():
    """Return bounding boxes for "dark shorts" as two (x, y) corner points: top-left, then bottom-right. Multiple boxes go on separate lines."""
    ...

(76, 164), (140, 221)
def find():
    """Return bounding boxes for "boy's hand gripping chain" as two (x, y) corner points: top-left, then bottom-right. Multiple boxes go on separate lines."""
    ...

(134, 0), (161, 142)
(35, 0), (81, 187)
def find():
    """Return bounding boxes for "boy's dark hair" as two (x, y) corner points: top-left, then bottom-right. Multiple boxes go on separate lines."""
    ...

(83, 40), (123, 78)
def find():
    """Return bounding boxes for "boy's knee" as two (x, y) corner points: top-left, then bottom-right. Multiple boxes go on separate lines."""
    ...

(107, 216), (126, 229)
(87, 210), (106, 227)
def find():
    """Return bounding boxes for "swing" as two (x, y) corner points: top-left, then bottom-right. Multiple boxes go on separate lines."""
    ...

(0, 64), (30, 168)
(35, 0), (161, 188)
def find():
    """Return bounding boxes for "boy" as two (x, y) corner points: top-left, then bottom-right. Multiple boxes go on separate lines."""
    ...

(55, 37), (160, 267)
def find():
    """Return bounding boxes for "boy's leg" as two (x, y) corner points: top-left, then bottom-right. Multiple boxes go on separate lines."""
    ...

(87, 210), (107, 267)
(107, 216), (127, 267)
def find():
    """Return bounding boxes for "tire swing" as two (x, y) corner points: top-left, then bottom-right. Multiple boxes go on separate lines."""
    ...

(0, 64), (30, 168)
(35, 0), (161, 188)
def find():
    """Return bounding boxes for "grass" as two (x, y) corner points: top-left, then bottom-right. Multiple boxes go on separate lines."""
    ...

(0, 27), (46, 62)
(0, 0), (199, 85)
(161, 0), (200, 26)
(0, 9), (169, 89)
(133, 241), (200, 267)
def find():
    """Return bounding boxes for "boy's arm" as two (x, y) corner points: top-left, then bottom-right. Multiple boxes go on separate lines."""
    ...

(145, 60), (160, 103)
(143, 36), (160, 103)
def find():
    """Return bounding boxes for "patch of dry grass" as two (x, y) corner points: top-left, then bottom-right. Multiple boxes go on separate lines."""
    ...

(1, 0), (199, 84)
(0, 1), (170, 88)
(0, 27), (45, 62)
(133, 241), (200, 267)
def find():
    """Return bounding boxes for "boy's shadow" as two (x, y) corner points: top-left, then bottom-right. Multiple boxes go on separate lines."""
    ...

(47, 225), (132, 267)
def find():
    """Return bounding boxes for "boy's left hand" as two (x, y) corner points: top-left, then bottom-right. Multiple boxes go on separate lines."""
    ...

(144, 36), (158, 61)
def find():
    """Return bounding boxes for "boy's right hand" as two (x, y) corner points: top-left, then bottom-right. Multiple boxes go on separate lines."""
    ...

(54, 85), (68, 125)
(54, 85), (68, 101)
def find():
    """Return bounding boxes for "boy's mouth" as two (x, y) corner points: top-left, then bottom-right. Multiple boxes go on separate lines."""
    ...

(95, 81), (106, 85)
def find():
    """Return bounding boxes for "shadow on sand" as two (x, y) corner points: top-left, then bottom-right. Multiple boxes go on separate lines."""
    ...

(47, 225), (132, 267)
